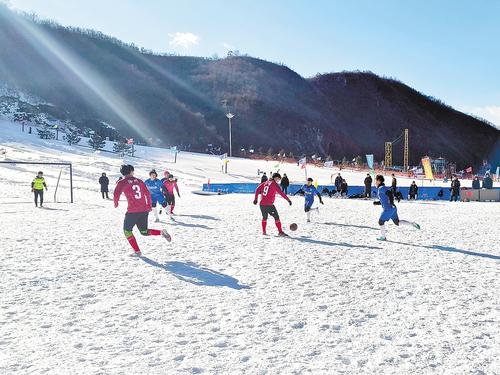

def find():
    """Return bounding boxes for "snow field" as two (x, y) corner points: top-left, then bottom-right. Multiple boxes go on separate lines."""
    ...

(1, 120), (499, 374)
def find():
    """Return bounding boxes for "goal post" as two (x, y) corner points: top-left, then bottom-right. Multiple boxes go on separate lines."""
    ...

(0, 161), (73, 203)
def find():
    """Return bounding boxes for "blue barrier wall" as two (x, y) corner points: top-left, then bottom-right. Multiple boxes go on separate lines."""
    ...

(201, 183), (486, 200)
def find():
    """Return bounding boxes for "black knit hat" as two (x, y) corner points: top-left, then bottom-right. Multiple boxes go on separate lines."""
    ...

(120, 164), (134, 176)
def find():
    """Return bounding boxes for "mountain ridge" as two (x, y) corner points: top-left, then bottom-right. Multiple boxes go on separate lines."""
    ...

(0, 4), (498, 168)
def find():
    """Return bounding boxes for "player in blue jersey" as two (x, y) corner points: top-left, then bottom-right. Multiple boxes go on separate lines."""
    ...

(144, 170), (166, 222)
(294, 178), (324, 222)
(373, 175), (420, 241)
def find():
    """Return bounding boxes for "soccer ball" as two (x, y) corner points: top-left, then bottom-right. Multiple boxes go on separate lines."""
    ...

(289, 223), (298, 231)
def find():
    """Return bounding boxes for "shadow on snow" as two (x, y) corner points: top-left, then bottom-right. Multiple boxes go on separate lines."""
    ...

(140, 257), (250, 290)
(294, 236), (382, 250)
(39, 206), (69, 211)
(321, 222), (379, 231)
(175, 214), (220, 221)
(386, 240), (500, 260)
(170, 220), (214, 230)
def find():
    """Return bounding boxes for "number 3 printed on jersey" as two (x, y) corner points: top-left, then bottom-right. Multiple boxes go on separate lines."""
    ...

(132, 184), (142, 199)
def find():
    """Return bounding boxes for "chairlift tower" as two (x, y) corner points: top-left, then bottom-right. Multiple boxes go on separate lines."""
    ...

(385, 142), (392, 168)
(385, 128), (409, 169)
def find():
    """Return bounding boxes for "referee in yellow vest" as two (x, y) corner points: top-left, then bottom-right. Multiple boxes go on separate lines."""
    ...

(31, 171), (48, 207)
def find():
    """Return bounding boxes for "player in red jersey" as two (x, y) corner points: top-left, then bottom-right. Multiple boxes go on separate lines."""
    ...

(114, 165), (171, 256)
(253, 172), (292, 236)
(162, 174), (180, 215)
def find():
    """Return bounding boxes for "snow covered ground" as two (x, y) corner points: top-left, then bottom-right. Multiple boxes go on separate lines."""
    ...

(1, 120), (499, 374)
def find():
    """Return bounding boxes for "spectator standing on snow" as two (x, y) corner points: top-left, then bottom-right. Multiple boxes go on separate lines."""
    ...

(32, 171), (48, 207)
(472, 176), (480, 189)
(99, 172), (110, 199)
(261, 172), (268, 183)
(483, 173), (493, 189)
(334, 173), (343, 195)
(340, 179), (348, 197)
(280, 173), (290, 194)
(409, 181), (418, 200)
(364, 173), (373, 198)
(450, 176), (461, 202)
(391, 174), (397, 194)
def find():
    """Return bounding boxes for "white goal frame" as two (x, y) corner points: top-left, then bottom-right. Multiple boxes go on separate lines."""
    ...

(0, 161), (73, 203)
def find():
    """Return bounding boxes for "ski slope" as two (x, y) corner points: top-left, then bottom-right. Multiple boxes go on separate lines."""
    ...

(1, 120), (499, 375)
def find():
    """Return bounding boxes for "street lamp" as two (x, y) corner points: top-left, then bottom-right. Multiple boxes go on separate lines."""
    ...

(226, 112), (235, 157)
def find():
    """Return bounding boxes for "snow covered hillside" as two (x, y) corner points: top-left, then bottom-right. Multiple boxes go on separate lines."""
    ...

(0, 120), (492, 190)
(1, 120), (499, 374)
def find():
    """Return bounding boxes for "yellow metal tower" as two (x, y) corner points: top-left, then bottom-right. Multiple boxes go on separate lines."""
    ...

(403, 128), (409, 171)
(385, 142), (392, 168)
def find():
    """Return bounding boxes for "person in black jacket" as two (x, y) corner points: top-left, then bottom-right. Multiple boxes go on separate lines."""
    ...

(280, 173), (290, 194)
(472, 176), (480, 189)
(364, 173), (373, 198)
(409, 181), (418, 200)
(99, 172), (110, 199)
(340, 179), (348, 197)
(450, 176), (461, 202)
(334, 173), (342, 196)
(391, 174), (397, 194)
(261, 172), (268, 183)
(483, 173), (493, 189)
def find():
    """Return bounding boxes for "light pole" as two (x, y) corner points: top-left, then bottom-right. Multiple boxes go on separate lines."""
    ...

(226, 112), (234, 157)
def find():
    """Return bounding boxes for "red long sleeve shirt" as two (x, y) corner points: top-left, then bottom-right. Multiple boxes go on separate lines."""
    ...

(163, 180), (180, 195)
(114, 176), (152, 213)
(254, 180), (290, 206)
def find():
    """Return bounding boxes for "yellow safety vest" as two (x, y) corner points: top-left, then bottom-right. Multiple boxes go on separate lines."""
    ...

(32, 177), (45, 190)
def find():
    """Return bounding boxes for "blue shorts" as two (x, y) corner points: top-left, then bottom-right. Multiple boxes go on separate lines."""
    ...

(151, 194), (166, 208)
(304, 200), (314, 212)
(379, 207), (399, 223)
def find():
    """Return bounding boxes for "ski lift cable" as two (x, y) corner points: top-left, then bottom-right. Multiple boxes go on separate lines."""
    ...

(391, 130), (404, 144)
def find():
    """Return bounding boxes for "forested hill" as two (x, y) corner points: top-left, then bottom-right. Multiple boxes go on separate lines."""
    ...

(0, 4), (498, 168)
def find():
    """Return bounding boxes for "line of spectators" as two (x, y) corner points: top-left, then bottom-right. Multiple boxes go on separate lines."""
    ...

(473, 173), (493, 189)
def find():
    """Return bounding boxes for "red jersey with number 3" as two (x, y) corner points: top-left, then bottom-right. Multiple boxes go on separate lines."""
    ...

(254, 180), (290, 206)
(114, 176), (152, 213)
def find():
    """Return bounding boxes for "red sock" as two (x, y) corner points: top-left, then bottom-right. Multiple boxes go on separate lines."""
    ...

(261, 220), (267, 234)
(127, 235), (140, 252)
(170, 205), (175, 214)
(275, 220), (283, 233)
(148, 229), (161, 236)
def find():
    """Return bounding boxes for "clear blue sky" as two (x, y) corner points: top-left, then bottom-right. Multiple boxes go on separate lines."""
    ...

(5, 0), (500, 126)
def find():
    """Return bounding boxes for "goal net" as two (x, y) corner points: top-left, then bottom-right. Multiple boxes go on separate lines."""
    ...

(0, 161), (73, 204)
